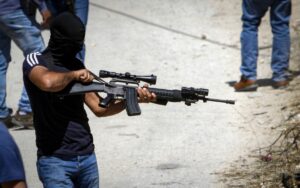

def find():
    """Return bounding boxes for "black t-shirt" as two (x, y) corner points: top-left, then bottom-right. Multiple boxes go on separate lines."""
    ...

(23, 51), (94, 157)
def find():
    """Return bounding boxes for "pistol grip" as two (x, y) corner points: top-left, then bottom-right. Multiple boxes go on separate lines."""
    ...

(99, 94), (114, 108)
(125, 87), (141, 116)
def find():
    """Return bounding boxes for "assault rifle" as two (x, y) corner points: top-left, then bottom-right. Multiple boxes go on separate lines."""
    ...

(60, 70), (235, 116)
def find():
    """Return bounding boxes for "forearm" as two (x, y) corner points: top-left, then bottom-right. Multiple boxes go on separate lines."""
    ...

(41, 71), (76, 92)
(97, 100), (126, 117)
(29, 66), (93, 92)
(85, 92), (126, 117)
(29, 68), (76, 92)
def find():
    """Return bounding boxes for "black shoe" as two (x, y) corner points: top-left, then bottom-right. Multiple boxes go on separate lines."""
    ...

(0, 115), (14, 128)
(0, 108), (14, 128)
(11, 110), (33, 129)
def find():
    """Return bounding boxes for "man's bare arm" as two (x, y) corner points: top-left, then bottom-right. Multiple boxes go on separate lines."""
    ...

(29, 66), (94, 92)
(84, 86), (156, 117)
(84, 92), (126, 117)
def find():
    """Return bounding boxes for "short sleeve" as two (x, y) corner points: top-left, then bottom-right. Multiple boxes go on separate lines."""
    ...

(23, 52), (45, 77)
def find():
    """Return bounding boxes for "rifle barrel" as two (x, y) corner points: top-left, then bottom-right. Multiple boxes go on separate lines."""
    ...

(205, 97), (235, 105)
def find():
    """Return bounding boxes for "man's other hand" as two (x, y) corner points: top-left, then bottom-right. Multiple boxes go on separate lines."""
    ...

(137, 84), (157, 103)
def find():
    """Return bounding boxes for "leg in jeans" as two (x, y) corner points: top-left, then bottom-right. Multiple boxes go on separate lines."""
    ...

(240, 0), (270, 80)
(75, 153), (99, 188)
(74, 0), (89, 26)
(46, 0), (89, 63)
(0, 29), (11, 118)
(10, 11), (45, 113)
(37, 156), (76, 188)
(74, 0), (89, 63)
(270, 0), (291, 82)
(37, 153), (99, 188)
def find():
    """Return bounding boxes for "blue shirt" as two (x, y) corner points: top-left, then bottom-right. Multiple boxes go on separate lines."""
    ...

(0, 0), (47, 16)
(0, 123), (26, 183)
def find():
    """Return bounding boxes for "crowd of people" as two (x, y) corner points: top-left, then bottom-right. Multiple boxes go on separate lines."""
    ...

(0, 0), (293, 187)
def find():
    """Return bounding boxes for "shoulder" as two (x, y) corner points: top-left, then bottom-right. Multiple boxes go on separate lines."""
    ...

(24, 52), (43, 67)
(23, 52), (46, 76)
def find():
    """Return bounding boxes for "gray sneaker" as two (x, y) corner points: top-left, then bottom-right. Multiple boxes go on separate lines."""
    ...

(11, 110), (33, 129)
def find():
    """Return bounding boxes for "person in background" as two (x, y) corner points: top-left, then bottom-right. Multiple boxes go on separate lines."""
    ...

(234, 0), (291, 91)
(45, 0), (89, 62)
(0, 0), (51, 128)
(0, 122), (27, 188)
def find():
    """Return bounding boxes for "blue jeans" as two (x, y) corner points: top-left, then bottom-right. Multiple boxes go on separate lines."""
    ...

(46, 0), (89, 63)
(0, 9), (45, 118)
(240, 0), (291, 81)
(37, 153), (99, 188)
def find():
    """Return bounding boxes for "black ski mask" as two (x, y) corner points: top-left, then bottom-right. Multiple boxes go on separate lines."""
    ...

(48, 12), (85, 66)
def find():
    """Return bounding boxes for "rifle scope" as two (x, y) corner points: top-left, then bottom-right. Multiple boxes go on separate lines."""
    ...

(99, 70), (157, 85)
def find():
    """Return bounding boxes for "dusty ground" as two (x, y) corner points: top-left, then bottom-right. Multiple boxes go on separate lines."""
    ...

(217, 4), (300, 187)
(6, 1), (300, 187)
(217, 19), (300, 187)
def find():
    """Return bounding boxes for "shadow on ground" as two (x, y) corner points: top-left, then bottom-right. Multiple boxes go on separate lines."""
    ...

(226, 70), (300, 89)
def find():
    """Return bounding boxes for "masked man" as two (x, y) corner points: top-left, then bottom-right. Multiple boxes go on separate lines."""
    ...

(23, 12), (156, 187)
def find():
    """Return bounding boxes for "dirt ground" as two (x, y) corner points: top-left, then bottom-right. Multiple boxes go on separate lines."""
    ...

(217, 2), (300, 187)
(217, 19), (300, 187)
(5, 1), (300, 187)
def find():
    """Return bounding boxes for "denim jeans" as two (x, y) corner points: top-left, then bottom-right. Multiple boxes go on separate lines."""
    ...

(240, 0), (291, 81)
(37, 153), (99, 188)
(46, 0), (89, 63)
(0, 9), (45, 118)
